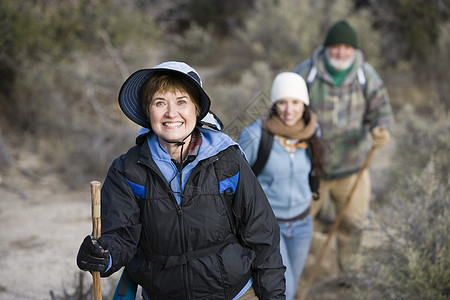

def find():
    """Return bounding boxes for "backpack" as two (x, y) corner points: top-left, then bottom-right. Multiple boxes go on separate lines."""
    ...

(251, 128), (320, 200)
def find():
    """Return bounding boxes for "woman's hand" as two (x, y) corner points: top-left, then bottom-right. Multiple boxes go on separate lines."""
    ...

(76, 235), (110, 276)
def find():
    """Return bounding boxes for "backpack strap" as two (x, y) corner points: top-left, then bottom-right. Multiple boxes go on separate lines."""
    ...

(251, 128), (274, 176)
(357, 62), (368, 100)
(251, 128), (320, 199)
(148, 235), (240, 269)
(306, 59), (368, 99)
(357, 63), (372, 125)
(305, 59), (317, 91)
(113, 268), (138, 299)
(306, 139), (320, 200)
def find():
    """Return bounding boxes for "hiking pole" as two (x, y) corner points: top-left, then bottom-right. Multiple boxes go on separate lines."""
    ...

(300, 146), (376, 300)
(91, 181), (102, 300)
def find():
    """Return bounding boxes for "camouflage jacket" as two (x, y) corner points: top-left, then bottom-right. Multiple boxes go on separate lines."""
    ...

(294, 46), (393, 179)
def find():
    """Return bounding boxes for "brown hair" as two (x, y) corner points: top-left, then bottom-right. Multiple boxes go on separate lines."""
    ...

(302, 105), (324, 176)
(141, 72), (201, 119)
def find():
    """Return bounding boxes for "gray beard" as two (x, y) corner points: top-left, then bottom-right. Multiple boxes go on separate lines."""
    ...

(325, 51), (356, 71)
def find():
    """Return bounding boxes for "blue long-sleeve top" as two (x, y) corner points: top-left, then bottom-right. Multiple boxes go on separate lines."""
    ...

(238, 119), (312, 219)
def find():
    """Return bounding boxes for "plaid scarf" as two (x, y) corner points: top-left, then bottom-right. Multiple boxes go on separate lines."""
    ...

(181, 128), (202, 168)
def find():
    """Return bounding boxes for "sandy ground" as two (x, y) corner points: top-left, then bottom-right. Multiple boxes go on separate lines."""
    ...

(0, 145), (390, 300)
(0, 154), (122, 299)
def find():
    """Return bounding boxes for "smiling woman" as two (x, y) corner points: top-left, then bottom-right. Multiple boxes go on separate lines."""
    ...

(76, 61), (286, 300)
(238, 72), (323, 300)
(148, 89), (197, 141)
(148, 89), (198, 161)
(142, 75), (200, 160)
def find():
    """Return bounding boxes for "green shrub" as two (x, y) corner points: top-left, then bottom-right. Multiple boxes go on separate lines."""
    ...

(0, 0), (159, 64)
(380, 105), (450, 195)
(229, 0), (382, 74)
(165, 22), (217, 65)
(352, 105), (450, 299)
(354, 166), (450, 299)
(0, 1), (162, 186)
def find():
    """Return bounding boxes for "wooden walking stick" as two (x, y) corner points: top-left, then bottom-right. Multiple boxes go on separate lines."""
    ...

(91, 180), (102, 300)
(300, 147), (376, 300)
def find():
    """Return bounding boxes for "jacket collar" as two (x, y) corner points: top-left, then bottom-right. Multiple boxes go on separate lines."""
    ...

(312, 46), (364, 86)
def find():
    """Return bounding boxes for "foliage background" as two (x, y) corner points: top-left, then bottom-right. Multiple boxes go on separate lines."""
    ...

(1, 0), (449, 298)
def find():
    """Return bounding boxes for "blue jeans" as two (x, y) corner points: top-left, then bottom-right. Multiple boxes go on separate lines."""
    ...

(279, 214), (313, 300)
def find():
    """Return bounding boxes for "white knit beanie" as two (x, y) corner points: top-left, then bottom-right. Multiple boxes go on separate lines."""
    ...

(270, 72), (309, 105)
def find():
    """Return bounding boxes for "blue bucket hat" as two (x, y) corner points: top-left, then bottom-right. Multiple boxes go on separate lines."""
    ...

(119, 61), (222, 130)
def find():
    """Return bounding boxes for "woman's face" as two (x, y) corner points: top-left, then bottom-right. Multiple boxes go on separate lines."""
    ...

(148, 89), (197, 143)
(275, 98), (305, 126)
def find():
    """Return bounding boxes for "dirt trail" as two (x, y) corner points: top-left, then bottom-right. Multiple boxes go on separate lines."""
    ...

(0, 150), (122, 300)
(0, 166), (89, 299)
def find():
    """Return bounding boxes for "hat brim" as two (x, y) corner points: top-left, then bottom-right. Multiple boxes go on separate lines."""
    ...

(118, 68), (211, 129)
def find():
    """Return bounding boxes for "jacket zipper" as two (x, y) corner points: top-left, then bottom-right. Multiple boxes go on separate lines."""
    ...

(137, 158), (190, 295)
(138, 157), (196, 299)
(138, 153), (221, 299)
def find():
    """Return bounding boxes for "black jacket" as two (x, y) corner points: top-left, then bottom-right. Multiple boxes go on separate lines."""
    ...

(98, 133), (286, 299)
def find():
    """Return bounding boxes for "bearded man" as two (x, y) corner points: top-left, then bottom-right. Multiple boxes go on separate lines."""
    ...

(294, 20), (393, 283)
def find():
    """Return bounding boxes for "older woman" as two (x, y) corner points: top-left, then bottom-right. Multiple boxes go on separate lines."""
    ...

(238, 72), (323, 300)
(76, 61), (285, 299)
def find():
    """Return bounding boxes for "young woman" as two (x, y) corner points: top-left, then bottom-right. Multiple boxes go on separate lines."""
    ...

(238, 72), (323, 300)
(76, 61), (286, 299)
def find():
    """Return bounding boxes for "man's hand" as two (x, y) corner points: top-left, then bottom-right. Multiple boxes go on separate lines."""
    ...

(77, 235), (110, 276)
(371, 127), (390, 148)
